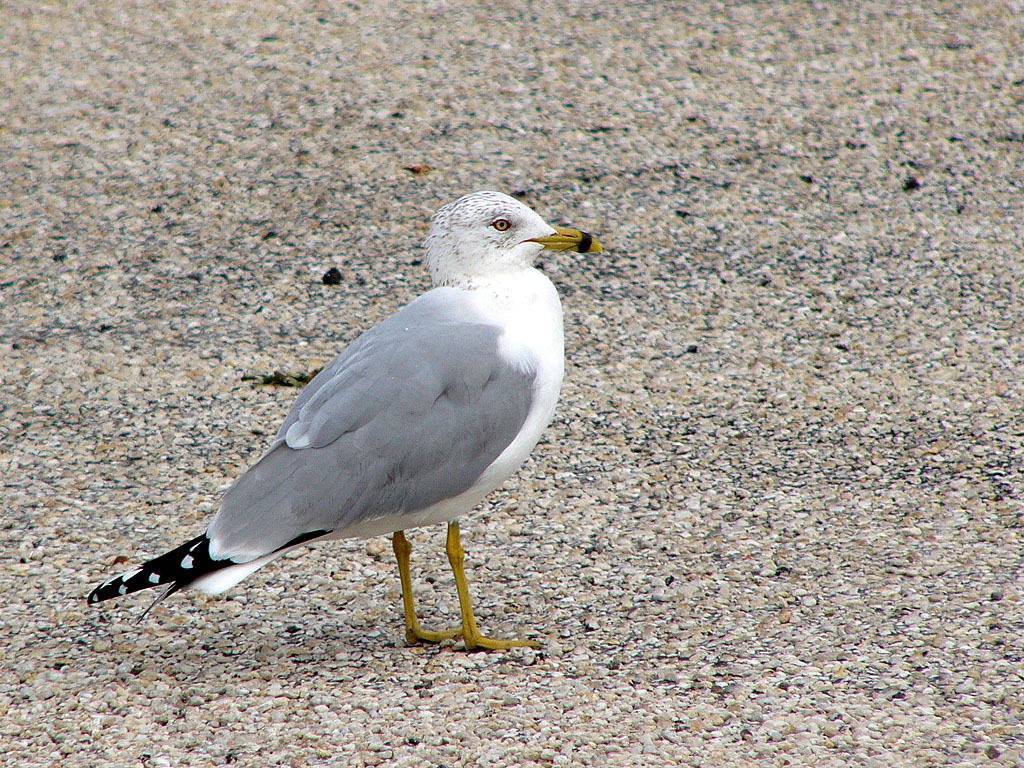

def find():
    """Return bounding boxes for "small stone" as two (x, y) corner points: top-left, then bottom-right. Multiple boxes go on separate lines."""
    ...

(955, 678), (976, 694)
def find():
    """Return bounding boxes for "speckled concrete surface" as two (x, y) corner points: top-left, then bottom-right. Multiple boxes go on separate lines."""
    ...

(2, 2), (1023, 766)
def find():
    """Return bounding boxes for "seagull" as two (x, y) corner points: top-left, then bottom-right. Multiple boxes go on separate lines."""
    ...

(87, 191), (602, 650)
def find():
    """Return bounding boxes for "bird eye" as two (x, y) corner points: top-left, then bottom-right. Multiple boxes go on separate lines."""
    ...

(492, 218), (511, 231)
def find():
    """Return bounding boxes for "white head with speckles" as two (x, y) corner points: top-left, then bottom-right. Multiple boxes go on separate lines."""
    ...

(423, 192), (553, 285)
(422, 191), (601, 287)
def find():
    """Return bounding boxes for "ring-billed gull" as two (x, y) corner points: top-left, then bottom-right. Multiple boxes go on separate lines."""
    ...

(88, 191), (602, 650)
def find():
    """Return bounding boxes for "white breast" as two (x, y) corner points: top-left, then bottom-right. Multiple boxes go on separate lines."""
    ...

(473, 267), (564, 493)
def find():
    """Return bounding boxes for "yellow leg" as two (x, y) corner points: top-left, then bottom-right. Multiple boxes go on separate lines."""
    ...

(445, 521), (540, 651)
(392, 531), (458, 645)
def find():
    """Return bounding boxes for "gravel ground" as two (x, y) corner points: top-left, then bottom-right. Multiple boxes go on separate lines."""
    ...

(2, 1), (1023, 766)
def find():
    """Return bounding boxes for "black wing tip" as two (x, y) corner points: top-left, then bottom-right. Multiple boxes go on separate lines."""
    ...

(86, 528), (333, 606)
(87, 533), (212, 605)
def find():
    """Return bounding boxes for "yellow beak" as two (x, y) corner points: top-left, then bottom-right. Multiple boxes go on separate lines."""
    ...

(529, 226), (603, 254)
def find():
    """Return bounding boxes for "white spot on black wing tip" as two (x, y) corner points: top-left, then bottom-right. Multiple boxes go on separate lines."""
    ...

(181, 554), (194, 569)
(148, 572), (160, 584)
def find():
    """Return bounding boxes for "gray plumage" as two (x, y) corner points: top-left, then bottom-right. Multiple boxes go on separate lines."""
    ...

(208, 288), (535, 561)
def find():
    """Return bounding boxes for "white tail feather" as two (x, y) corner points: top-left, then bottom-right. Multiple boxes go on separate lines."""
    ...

(188, 549), (289, 594)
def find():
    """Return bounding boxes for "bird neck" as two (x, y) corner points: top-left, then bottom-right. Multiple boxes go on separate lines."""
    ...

(432, 266), (553, 306)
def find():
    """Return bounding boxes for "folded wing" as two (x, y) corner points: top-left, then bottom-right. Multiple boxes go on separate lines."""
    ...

(207, 290), (536, 562)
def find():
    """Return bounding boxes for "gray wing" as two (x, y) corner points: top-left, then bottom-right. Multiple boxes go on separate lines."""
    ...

(206, 290), (536, 561)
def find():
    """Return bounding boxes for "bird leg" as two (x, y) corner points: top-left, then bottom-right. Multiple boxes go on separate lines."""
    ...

(444, 521), (540, 651)
(391, 530), (458, 645)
